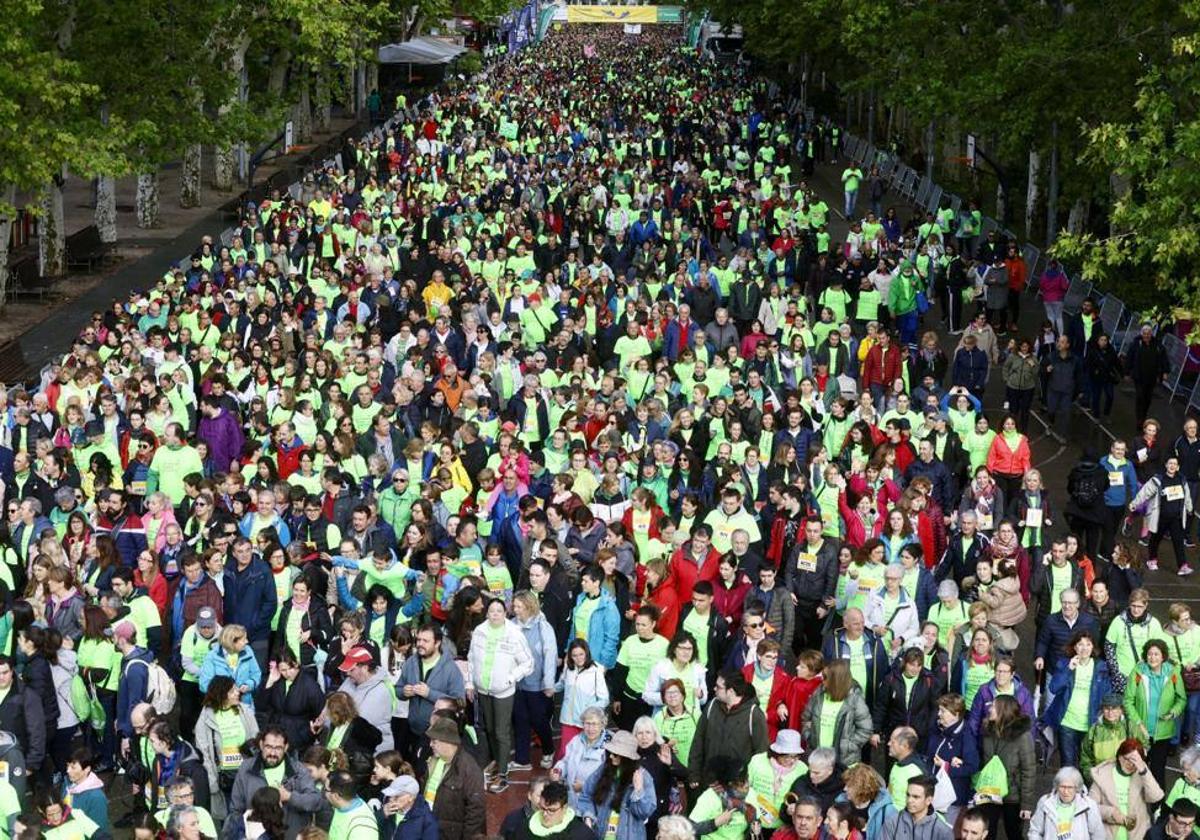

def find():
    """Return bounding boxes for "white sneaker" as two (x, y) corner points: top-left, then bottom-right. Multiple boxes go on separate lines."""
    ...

(1147, 559), (1160, 571)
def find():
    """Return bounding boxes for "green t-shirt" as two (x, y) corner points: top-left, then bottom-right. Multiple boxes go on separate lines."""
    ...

(263, 761), (286, 787)
(683, 610), (710, 665)
(617, 635), (669, 694)
(818, 698), (843, 748)
(479, 622), (505, 692)
(215, 709), (247, 770)
(1049, 563), (1073, 614)
(573, 596), (600, 643)
(1114, 770), (1131, 840)
(149, 444), (204, 505)
(1062, 659), (1094, 731)
(845, 636), (868, 693)
(690, 787), (748, 840)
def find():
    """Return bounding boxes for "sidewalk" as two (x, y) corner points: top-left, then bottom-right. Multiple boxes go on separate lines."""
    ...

(4, 116), (361, 370)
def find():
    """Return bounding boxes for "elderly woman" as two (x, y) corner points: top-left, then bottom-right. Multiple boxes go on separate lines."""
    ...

(925, 694), (979, 813)
(835, 763), (894, 840)
(786, 748), (843, 816)
(553, 706), (611, 812)
(1089, 740), (1164, 840)
(1164, 745), (1200, 811)
(1029, 767), (1105, 840)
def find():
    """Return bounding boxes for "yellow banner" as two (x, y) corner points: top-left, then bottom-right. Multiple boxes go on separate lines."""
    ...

(566, 6), (658, 24)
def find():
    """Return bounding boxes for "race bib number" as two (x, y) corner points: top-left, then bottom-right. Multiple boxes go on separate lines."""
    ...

(607, 811), (621, 837)
(1109, 471), (1124, 487)
(1165, 485), (1185, 502)
(1025, 508), (1043, 528)
(978, 513), (993, 530)
(796, 552), (817, 572)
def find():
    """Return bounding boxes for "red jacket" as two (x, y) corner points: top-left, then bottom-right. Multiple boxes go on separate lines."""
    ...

(743, 664), (794, 740)
(862, 343), (903, 388)
(667, 542), (722, 602)
(784, 674), (823, 731)
(712, 572), (752, 629)
(647, 579), (682, 640)
(622, 505), (665, 545)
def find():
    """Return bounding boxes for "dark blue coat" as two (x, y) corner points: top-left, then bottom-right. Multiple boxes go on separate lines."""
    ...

(385, 797), (440, 840)
(222, 557), (278, 643)
(924, 718), (980, 806)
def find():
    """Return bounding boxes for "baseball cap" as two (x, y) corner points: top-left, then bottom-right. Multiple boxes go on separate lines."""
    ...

(338, 647), (373, 672)
(382, 775), (420, 798)
(197, 607), (218, 631)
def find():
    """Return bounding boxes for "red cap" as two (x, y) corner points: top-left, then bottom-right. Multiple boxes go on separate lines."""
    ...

(338, 647), (373, 672)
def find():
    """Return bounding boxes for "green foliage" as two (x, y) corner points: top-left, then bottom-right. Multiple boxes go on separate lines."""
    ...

(0, 0), (107, 214)
(1056, 1), (1200, 315)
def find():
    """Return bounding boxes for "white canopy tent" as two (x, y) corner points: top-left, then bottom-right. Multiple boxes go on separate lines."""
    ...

(377, 37), (467, 65)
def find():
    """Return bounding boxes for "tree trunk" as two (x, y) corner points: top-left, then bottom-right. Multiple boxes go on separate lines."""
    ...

(40, 175), (66, 278)
(996, 182), (1006, 224)
(942, 119), (958, 171)
(1066, 198), (1088, 236)
(214, 37), (250, 192)
(294, 74), (313, 143)
(1046, 121), (1060, 245)
(314, 71), (332, 132)
(137, 170), (160, 228)
(267, 51), (291, 98)
(866, 87), (875, 148)
(0, 185), (14, 310)
(1025, 149), (1040, 239)
(95, 175), (117, 244)
(924, 120), (935, 177)
(181, 145), (201, 207)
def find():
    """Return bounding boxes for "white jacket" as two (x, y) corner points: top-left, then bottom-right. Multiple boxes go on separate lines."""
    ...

(468, 619), (534, 699)
(1029, 793), (1105, 840)
(864, 587), (920, 653)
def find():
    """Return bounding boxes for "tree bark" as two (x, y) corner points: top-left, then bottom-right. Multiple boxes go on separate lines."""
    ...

(267, 50), (291, 98)
(866, 87), (875, 148)
(1046, 121), (1060, 245)
(1066, 198), (1088, 236)
(294, 73), (313, 143)
(924, 120), (935, 177)
(314, 71), (332, 132)
(0, 185), (14, 310)
(996, 182), (1006, 225)
(95, 175), (117, 244)
(181, 144), (201, 207)
(1025, 149), (1041, 239)
(136, 170), (160, 228)
(214, 36), (250, 192)
(40, 174), (66, 277)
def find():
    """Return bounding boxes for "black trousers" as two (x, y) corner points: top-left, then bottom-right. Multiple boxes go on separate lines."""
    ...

(1149, 516), (1189, 570)
(982, 802), (1024, 840)
(1099, 504), (1126, 560)
(1135, 382), (1157, 426)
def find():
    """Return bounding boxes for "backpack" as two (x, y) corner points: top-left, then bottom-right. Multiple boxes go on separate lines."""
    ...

(1070, 465), (1103, 509)
(124, 658), (177, 716)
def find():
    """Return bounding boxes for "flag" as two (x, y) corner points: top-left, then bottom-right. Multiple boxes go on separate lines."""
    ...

(623, 23), (642, 34)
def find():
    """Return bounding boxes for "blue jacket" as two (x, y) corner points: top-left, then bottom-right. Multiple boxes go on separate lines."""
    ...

(222, 557), (278, 642)
(579, 765), (656, 840)
(116, 646), (153, 737)
(663, 319), (702, 362)
(924, 718), (979, 806)
(1034, 612), (1100, 667)
(952, 347), (989, 391)
(822, 629), (889, 705)
(1099, 456), (1139, 508)
(835, 789), (895, 840)
(398, 652), (465, 736)
(517, 613), (559, 693)
(1044, 657), (1112, 730)
(198, 645), (262, 709)
(385, 797), (439, 840)
(571, 591), (621, 668)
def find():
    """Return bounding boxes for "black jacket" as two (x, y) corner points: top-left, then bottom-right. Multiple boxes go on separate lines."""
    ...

(272, 597), (334, 670)
(22, 654), (58, 732)
(262, 669), (326, 753)
(0, 680), (45, 769)
(872, 667), (938, 737)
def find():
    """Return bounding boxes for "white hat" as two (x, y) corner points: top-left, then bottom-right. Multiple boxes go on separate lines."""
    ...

(771, 729), (804, 755)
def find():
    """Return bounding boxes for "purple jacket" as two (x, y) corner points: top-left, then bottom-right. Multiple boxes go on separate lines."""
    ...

(198, 408), (244, 473)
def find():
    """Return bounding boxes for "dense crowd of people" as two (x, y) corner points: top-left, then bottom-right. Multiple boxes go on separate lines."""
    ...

(0, 19), (1195, 840)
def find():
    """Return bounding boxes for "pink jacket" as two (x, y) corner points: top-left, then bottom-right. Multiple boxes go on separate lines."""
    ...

(1040, 269), (1070, 303)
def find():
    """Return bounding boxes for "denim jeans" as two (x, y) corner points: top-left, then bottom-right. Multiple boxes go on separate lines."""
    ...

(1059, 727), (1085, 770)
(1183, 691), (1200, 746)
(844, 189), (858, 218)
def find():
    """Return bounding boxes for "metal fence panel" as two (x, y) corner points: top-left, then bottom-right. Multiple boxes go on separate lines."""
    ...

(1162, 333), (1190, 398)
(1099, 295), (1124, 337)
(1021, 244), (1041, 285)
(926, 185), (943, 214)
(916, 176), (933, 209)
(949, 195), (962, 216)
(901, 168), (919, 198)
(220, 227), (235, 247)
(879, 157), (896, 180)
(1062, 275), (1093, 315)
